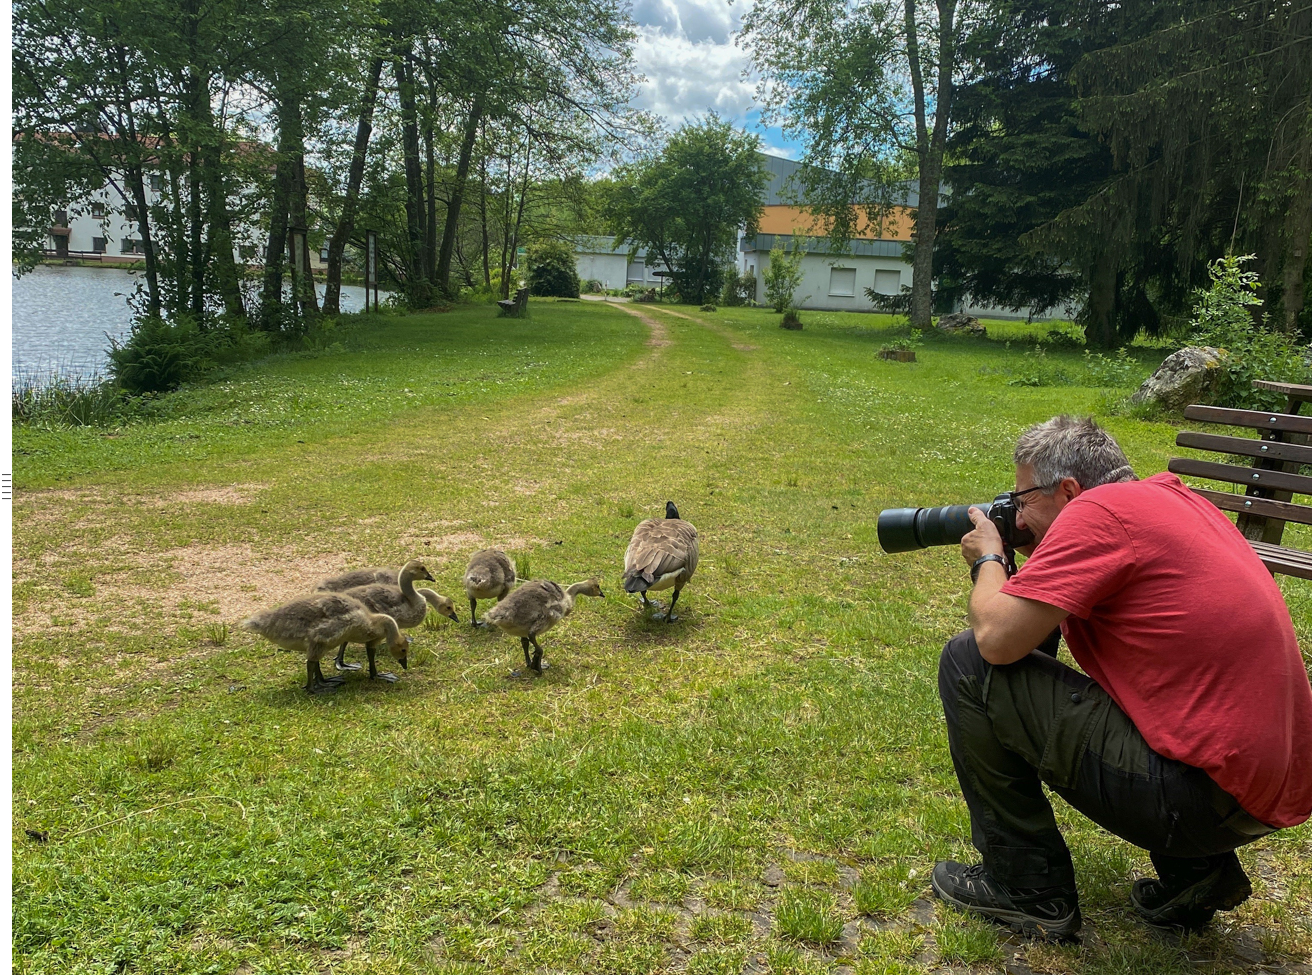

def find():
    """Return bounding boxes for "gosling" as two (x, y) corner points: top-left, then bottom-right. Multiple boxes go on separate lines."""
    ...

(336, 559), (458, 680)
(463, 549), (516, 627)
(242, 593), (410, 693)
(482, 578), (605, 674)
(623, 501), (699, 621)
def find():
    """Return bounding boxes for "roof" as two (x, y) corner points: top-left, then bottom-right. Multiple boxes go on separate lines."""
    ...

(757, 152), (938, 208)
(574, 235), (655, 259)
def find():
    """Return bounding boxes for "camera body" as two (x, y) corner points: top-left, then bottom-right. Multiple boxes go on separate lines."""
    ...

(877, 493), (1035, 572)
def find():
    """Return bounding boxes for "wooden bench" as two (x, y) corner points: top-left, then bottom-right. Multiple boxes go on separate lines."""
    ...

(1168, 380), (1312, 580)
(497, 287), (529, 317)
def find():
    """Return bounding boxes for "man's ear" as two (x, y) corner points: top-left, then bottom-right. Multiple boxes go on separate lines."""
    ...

(1059, 476), (1083, 501)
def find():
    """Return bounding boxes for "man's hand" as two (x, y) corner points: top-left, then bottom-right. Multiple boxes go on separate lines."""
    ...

(960, 506), (1005, 566)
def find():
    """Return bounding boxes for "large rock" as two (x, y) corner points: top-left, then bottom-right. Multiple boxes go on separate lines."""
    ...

(936, 313), (986, 336)
(1130, 346), (1228, 410)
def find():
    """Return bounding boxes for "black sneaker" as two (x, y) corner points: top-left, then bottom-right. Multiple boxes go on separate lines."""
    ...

(1130, 856), (1252, 930)
(931, 860), (1082, 939)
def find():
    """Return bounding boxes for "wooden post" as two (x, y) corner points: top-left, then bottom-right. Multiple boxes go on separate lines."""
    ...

(1237, 381), (1312, 543)
(366, 230), (378, 312)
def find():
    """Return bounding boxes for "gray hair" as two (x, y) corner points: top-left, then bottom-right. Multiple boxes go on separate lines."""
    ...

(1014, 415), (1138, 492)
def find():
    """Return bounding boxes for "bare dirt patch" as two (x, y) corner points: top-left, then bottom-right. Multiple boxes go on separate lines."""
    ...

(612, 302), (672, 347)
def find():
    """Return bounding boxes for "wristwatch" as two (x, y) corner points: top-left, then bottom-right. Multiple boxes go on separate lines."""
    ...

(971, 553), (1009, 583)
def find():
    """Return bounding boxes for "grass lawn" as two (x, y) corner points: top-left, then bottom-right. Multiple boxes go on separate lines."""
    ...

(12, 299), (1311, 975)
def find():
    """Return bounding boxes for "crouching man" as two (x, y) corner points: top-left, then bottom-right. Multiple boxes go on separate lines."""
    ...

(934, 415), (1312, 938)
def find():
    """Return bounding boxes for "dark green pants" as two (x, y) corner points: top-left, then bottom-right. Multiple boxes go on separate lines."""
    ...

(939, 630), (1274, 890)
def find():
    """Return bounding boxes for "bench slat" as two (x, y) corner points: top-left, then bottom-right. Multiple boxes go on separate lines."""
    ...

(1254, 380), (1312, 404)
(1169, 457), (1312, 496)
(1250, 541), (1312, 581)
(1183, 405), (1312, 435)
(1188, 487), (1312, 527)
(1175, 431), (1312, 465)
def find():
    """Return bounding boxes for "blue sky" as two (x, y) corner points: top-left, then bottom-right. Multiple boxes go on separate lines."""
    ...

(627, 0), (803, 159)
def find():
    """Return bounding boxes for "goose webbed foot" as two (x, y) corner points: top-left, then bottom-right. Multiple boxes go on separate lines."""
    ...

(662, 592), (682, 623)
(335, 645), (363, 672)
(306, 660), (343, 693)
(367, 647), (401, 683)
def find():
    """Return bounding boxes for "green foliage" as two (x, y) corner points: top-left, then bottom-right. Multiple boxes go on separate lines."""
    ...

(107, 315), (272, 395)
(528, 240), (582, 298)
(882, 329), (924, 353)
(1082, 348), (1137, 387)
(11, 374), (130, 427)
(764, 237), (807, 313)
(606, 115), (769, 305)
(1190, 256), (1312, 409)
(107, 316), (213, 395)
(720, 267), (756, 307)
(781, 309), (803, 329)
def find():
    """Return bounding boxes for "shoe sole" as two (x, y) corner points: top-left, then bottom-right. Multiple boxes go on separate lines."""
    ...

(1130, 868), (1252, 929)
(933, 882), (1082, 940)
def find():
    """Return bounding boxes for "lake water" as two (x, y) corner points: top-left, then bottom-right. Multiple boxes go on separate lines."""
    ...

(11, 265), (381, 383)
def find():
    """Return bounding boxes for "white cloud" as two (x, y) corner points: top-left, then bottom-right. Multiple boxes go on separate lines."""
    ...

(632, 0), (739, 44)
(631, 26), (757, 126)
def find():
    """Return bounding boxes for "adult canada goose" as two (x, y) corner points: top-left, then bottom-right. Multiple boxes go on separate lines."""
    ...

(482, 578), (605, 674)
(623, 501), (699, 621)
(242, 592), (410, 693)
(335, 559), (458, 679)
(463, 549), (516, 627)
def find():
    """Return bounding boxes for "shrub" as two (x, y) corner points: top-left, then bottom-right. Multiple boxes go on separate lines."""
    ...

(633, 288), (659, 303)
(584, 278), (605, 294)
(527, 240), (581, 298)
(781, 308), (803, 330)
(1190, 255), (1312, 410)
(1006, 345), (1073, 387)
(108, 315), (213, 394)
(719, 266), (755, 306)
(1042, 322), (1086, 348)
(700, 304), (717, 312)
(764, 237), (806, 312)
(1082, 348), (1138, 387)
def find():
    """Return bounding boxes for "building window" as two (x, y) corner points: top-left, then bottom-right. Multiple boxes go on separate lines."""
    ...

(53, 209), (68, 226)
(320, 245), (330, 262)
(121, 237), (142, 255)
(873, 269), (900, 294)
(829, 267), (857, 297)
(149, 174), (164, 192)
(92, 237), (107, 253)
(91, 202), (107, 219)
(124, 205), (138, 223)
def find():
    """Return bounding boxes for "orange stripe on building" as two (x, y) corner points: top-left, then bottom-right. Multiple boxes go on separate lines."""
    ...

(756, 204), (915, 242)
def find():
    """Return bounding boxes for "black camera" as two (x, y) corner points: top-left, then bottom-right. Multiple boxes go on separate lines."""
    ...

(877, 494), (1035, 572)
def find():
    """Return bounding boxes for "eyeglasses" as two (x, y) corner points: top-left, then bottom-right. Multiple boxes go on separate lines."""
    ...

(1008, 483), (1058, 512)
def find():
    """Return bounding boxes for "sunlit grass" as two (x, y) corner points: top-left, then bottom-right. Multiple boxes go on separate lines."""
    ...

(11, 299), (1309, 975)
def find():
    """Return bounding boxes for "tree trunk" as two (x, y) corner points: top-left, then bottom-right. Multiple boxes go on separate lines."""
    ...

(290, 153), (319, 319)
(480, 153), (492, 288)
(903, 0), (956, 330)
(127, 164), (162, 318)
(394, 50), (428, 302)
(1086, 250), (1118, 348)
(187, 140), (205, 316)
(260, 140), (294, 322)
(1279, 130), (1312, 333)
(425, 100), (438, 283)
(324, 55), (383, 316)
(435, 98), (483, 299)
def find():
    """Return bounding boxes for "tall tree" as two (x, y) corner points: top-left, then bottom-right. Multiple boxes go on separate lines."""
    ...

(742, 0), (969, 328)
(607, 116), (769, 305)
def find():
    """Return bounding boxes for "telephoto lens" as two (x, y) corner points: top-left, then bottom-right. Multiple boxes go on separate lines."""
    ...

(877, 502), (995, 553)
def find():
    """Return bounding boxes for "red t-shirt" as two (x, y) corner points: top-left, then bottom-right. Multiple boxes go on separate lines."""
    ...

(1001, 472), (1312, 828)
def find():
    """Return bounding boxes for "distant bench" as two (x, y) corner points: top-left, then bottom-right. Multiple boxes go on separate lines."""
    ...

(497, 287), (529, 317)
(1169, 381), (1312, 580)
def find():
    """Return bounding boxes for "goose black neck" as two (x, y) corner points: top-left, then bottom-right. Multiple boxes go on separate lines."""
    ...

(665, 501), (680, 520)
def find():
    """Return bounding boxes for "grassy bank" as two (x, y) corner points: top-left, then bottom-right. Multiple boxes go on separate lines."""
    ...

(12, 300), (1310, 975)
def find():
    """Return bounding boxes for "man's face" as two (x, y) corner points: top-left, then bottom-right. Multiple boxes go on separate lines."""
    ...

(1013, 463), (1077, 543)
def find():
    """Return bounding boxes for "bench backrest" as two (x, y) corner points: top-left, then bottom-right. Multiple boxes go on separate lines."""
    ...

(1168, 381), (1312, 580)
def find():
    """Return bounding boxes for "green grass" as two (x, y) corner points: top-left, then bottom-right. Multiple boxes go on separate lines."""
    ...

(11, 299), (1311, 975)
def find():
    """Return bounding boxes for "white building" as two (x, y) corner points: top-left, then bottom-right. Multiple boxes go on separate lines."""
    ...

(573, 236), (672, 291)
(577, 153), (1071, 318)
